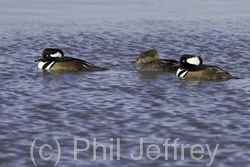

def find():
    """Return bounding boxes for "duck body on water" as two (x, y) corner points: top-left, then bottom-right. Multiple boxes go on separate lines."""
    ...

(176, 54), (240, 81)
(133, 49), (180, 72)
(35, 48), (108, 71)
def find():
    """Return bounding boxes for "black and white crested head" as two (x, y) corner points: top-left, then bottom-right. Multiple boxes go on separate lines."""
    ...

(180, 54), (203, 68)
(35, 48), (64, 62)
(42, 48), (64, 58)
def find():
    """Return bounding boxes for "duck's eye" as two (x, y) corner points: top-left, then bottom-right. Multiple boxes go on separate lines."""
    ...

(46, 55), (49, 57)
(182, 60), (185, 63)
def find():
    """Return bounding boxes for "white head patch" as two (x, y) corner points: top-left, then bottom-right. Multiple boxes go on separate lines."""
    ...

(50, 51), (63, 58)
(187, 57), (201, 66)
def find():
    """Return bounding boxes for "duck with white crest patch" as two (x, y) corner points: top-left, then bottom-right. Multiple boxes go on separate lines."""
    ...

(35, 48), (108, 71)
(176, 54), (239, 81)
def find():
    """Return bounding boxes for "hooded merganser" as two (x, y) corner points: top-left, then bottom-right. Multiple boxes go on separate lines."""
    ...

(132, 48), (179, 72)
(176, 54), (239, 81)
(35, 48), (108, 71)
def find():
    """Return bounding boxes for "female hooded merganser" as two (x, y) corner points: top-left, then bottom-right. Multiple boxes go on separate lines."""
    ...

(35, 48), (108, 71)
(133, 48), (179, 72)
(176, 54), (239, 81)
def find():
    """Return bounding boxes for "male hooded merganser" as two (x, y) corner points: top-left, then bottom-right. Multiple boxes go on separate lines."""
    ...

(176, 54), (239, 81)
(132, 48), (179, 72)
(35, 48), (108, 71)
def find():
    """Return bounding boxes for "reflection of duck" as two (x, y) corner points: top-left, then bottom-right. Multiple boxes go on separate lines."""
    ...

(35, 48), (108, 71)
(176, 54), (239, 81)
(133, 49), (179, 72)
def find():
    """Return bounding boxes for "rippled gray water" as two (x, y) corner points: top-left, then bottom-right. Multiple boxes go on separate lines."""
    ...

(1, 0), (250, 167)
